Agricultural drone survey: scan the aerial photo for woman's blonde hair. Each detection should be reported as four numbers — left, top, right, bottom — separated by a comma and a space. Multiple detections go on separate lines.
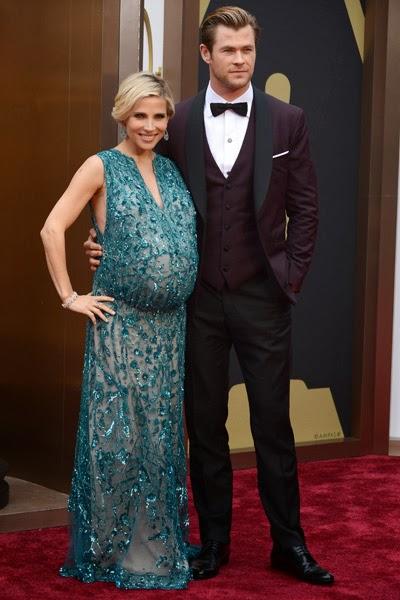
111, 71, 175, 123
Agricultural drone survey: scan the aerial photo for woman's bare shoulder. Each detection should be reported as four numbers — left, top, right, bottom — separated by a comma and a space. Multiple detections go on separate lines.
72, 154, 104, 187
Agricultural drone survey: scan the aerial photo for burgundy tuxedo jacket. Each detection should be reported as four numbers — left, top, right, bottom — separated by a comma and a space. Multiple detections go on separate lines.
158, 86, 318, 303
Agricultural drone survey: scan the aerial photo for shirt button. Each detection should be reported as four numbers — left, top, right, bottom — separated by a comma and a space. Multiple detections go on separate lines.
223, 245, 230, 252
224, 224, 231, 230
227, 138, 233, 143
225, 183, 231, 190
225, 204, 231, 210
222, 266, 230, 272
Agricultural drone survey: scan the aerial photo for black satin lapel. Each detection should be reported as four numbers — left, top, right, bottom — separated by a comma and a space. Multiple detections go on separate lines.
253, 89, 273, 214
185, 89, 207, 221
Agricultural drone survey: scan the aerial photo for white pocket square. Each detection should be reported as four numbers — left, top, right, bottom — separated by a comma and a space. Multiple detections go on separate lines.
272, 150, 289, 158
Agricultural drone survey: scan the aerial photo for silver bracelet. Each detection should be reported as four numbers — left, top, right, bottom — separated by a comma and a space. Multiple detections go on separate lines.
61, 291, 78, 309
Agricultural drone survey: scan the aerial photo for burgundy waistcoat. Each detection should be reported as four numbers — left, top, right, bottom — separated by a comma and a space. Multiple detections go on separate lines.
200, 109, 266, 290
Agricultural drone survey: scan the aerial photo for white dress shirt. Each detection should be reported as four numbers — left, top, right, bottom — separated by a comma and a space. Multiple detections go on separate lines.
204, 83, 254, 179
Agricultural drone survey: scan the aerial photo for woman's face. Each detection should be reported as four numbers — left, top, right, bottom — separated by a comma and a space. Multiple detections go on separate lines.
124, 96, 168, 152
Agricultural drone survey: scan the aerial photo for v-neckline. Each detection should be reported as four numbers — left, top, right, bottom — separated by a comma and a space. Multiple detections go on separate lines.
111, 148, 165, 210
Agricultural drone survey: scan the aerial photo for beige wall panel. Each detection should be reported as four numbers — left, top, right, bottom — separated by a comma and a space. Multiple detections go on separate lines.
227, 382, 344, 452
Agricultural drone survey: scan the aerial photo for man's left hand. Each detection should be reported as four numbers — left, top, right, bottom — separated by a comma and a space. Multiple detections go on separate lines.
84, 228, 102, 272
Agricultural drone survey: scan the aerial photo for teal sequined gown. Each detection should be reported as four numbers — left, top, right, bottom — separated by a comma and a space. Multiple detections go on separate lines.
60, 149, 198, 589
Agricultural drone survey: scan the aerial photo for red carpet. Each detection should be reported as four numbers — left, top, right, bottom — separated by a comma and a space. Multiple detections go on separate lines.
1, 455, 400, 600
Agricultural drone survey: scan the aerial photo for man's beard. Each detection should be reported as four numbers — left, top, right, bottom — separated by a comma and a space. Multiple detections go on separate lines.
215, 72, 251, 91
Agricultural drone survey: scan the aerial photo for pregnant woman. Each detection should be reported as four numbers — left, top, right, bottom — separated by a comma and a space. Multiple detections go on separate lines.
41, 72, 198, 589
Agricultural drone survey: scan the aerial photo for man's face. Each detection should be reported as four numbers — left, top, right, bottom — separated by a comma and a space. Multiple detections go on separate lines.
200, 24, 256, 96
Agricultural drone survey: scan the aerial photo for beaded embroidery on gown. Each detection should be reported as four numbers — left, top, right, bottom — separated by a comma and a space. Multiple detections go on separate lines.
60, 149, 198, 589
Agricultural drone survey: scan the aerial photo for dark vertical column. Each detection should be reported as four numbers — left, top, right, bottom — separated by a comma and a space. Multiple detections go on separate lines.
100, 0, 121, 149
372, 0, 400, 452
181, 2, 201, 100
163, 0, 184, 100
119, 0, 143, 81
163, 0, 199, 101
354, 0, 400, 454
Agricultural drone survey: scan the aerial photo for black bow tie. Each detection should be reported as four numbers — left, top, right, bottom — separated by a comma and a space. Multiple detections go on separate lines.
210, 102, 248, 117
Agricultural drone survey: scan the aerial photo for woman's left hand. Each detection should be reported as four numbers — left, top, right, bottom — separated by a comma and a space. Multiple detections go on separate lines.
67, 292, 115, 324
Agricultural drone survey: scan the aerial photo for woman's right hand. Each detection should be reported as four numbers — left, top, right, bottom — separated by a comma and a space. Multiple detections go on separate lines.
67, 292, 115, 324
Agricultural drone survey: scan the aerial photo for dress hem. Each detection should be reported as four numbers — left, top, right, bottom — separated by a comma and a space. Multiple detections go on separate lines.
59, 565, 192, 590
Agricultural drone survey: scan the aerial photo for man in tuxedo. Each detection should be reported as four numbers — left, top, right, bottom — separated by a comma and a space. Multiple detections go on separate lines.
86, 5, 333, 586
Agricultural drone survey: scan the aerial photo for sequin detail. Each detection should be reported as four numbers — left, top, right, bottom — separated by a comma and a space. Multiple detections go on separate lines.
60, 149, 198, 589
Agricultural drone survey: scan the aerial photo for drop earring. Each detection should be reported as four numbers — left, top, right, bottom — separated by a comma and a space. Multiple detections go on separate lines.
118, 123, 127, 142
163, 129, 169, 141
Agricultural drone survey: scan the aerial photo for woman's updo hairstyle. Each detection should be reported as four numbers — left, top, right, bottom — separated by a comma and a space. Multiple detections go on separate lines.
111, 71, 175, 123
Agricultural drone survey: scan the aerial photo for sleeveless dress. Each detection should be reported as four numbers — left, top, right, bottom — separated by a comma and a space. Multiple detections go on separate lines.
60, 149, 198, 589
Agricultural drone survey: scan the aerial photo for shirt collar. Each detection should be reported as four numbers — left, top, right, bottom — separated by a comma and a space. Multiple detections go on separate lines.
204, 82, 253, 118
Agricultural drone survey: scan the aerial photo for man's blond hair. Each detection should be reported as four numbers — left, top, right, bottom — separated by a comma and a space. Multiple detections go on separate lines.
200, 5, 260, 51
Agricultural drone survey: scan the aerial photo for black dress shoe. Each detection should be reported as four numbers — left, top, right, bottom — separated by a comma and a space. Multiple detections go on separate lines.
190, 540, 230, 580
271, 544, 334, 585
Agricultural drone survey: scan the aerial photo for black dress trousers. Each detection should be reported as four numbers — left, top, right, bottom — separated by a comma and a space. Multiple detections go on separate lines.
184, 274, 305, 548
